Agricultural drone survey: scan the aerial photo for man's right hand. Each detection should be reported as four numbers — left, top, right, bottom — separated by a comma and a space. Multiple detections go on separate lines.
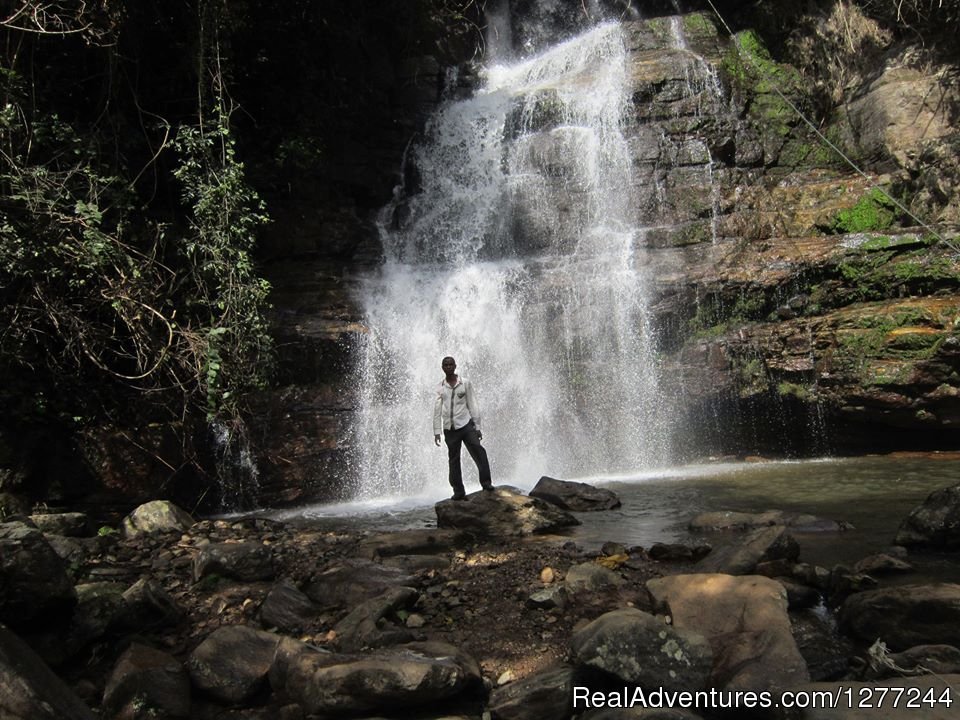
434, 434, 441, 446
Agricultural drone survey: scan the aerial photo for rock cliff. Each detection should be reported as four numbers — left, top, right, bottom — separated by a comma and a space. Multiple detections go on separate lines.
251, 9, 959, 505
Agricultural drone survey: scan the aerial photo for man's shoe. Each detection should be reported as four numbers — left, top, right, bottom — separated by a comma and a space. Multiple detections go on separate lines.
482, 484, 494, 492
452, 492, 467, 501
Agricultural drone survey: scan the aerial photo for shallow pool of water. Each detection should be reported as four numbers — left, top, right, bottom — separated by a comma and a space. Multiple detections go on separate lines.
267, 453, 960, 582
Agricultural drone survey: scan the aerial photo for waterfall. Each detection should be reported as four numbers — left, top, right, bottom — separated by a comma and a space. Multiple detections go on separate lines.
350, 17, 676, 500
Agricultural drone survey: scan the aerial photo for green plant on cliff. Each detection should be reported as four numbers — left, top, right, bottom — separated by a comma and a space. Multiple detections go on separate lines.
830, 188, 899, 234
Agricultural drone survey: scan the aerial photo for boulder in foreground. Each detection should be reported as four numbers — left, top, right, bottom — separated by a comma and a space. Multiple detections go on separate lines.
436, 487, 579, 536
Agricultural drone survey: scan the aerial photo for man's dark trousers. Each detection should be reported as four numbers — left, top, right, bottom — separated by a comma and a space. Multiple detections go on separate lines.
443, 420, 491, 495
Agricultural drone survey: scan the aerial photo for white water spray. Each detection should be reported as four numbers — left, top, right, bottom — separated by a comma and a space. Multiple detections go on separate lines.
351, 20, 675, 499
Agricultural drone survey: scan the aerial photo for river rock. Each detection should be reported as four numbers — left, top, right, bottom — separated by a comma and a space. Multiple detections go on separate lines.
694, 526, 800, 575
0, 520, 77, 630
838, 583, 960, 651
192, 541, 275, 583
305, 558, 416, 607
827, 564, 880, 607
29, 512, 90, 537
259, 579, 317, 633
435, 487, 579, 536
333, 586, 419, 652
689, 510, 846, 532
116, 577, 183, 632
527, 585, 569, 609
689, 509, 785, 531
187, 624, 280, 704
565, 561, 627, 592
529, 476, 621, 511
59, 582, 128, 659
853, 553, 913, 576
356, 528, 470, 559
102, 643, 190, 719
0, 622, 96, 720
570, 608, 713, 692
121, 500, 195, 538
487, 665, 574, 720
894, 484, 960, 549
647, 573, 809, 692
271, 638, 479, 715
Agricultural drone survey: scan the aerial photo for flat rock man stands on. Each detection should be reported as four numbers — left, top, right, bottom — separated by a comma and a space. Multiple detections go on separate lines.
433, 356, 493, 499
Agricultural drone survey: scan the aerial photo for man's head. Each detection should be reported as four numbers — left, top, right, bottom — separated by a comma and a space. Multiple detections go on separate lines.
441, 356, 456, 374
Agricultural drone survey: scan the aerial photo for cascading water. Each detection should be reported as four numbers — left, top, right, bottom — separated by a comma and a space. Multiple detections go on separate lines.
351, 14, 677, 500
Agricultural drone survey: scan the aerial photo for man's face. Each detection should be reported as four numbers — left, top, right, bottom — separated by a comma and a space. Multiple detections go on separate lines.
442, 357, 456, 374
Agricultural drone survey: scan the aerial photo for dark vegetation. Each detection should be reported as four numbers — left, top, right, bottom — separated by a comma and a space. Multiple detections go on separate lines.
0, 1, 481, 509
0, 0, 955, 510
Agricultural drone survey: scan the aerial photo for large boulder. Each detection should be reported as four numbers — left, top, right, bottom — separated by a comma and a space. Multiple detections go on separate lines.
529, 476, 621, 511
647, 574, 809, 692
435, 487, 579, 536
192, 542, 275, 583
838, 584, 960, 651
187, 625, 280, 704
102, 643, 190, 719
121, 500, 195, 538
0, 622, 96, 720
270, 637, 480, 715
894, 484, 960, 549
570, 608, 712, 693
0, 520, 76, 629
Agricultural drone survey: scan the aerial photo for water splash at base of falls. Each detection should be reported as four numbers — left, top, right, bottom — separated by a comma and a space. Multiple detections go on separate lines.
351, 21, 680, 499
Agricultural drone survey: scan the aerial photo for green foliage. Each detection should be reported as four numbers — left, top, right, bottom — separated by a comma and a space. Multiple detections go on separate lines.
173, 115, 274, 420
0, 1, 276, 477
777, 382, 813, 401
831, 188, 899, 234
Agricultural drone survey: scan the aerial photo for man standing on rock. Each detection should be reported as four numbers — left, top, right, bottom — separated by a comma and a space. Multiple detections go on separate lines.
433, 356, 493, 500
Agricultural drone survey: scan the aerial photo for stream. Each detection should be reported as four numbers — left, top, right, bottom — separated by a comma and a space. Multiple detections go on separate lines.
269, 453, 960, 584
